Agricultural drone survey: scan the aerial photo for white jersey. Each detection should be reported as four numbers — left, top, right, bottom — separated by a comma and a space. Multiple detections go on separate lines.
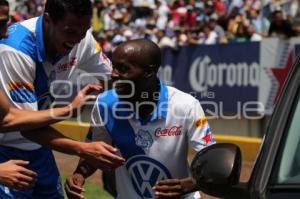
0, 16, 112, 150
88, 82, 215, 199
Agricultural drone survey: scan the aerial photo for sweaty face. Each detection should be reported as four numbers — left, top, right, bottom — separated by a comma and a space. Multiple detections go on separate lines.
0, 5, 9, 39
111, 47, 146, 97
48, 13, 91, 56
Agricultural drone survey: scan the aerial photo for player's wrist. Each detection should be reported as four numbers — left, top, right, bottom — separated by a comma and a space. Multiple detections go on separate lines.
66, 103, 78, 116
58, 105, 72, 117
72, 172, 85, 181
180, 177, 197, 195
74, 142, 87, 157
75, 162, 96, 179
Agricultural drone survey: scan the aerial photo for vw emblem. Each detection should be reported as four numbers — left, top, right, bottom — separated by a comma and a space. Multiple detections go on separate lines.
126, 155, 172, 199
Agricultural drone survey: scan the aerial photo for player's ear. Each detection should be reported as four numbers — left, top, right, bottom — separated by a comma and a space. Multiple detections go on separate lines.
43, 12, 51, 25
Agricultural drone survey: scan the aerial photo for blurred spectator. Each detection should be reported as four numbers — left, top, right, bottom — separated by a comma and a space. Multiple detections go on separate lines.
92, 0, 104, 32
155, 29, 175, 48
123, 29, 133, 41
132, 0, 154, 20
269, 10, 295, 39
198, 25, 218, 45
155, 0, 169, 29
185, 5, 197, 28
246, 24, 262, 41
247, 8, 270, 37
227, 12, 244, 38
93, 31, 113, 55
174, 26, 187, 47
4, 0, 300, 52
209, 17, 228, 43
235, 23, 249, 42
291, 0, 300, 36
186, 29, 200, 45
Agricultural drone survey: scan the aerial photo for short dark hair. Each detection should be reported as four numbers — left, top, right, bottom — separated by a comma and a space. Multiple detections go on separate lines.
0, 0, 9, 7
45, 0, 92, 23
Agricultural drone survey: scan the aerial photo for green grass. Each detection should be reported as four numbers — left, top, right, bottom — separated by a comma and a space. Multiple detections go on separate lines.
61, 174, 113, 199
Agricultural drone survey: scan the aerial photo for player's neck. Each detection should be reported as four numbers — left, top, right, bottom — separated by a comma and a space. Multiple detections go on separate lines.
43, 23, 58, 60
136, 78, 160, 103
132, 79, 161, 119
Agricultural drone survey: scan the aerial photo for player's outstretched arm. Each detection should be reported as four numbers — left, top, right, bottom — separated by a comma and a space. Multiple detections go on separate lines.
0, 84, 102, 132
21, 126, 125, 170
153, 177, 197, 199
0, 160, 37, 191
65, 159, 97, 199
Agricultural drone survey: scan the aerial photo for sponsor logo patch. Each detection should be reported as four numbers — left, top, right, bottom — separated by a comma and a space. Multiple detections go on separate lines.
135, 129, 153, 149
126, 155, 172, 199
195, 117, 207, 128
57, 57, 76, 72
154, 126, 182, 137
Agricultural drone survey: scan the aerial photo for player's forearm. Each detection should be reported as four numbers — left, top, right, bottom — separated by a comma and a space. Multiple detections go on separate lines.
74, 159, 97, 179
0, 106, 72, 133
21, 126, 84, 156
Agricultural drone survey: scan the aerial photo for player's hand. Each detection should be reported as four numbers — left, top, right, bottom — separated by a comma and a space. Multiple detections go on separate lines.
69, 84, 103, 113
0, 160, 37, 191
65, 173, 85, 199
153, 177, 196, 199
78, 142, 125, 171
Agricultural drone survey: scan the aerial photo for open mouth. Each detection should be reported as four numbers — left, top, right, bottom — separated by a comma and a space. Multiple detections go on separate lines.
63, 42, 76, 50
113, 80, 135, 97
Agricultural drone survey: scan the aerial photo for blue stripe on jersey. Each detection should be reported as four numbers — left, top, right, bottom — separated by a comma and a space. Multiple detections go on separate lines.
34, 63, 52, 109
9, 87, 37, 103
0, 23, 37, 62
156, 81, 168, 119
97, 90, 145, 160
36, 16, 46, 63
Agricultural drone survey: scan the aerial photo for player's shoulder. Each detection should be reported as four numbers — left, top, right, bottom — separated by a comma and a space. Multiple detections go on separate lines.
166, 86, 200, 116
167, 86, 198, 104
0, 17, 39, 61
96, 89, 119, 108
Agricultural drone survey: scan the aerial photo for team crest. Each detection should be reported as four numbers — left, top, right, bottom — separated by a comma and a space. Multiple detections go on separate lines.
135, 130, 153, 149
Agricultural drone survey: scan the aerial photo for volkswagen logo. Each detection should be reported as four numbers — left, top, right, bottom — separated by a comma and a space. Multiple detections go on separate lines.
126, 155, 172, 199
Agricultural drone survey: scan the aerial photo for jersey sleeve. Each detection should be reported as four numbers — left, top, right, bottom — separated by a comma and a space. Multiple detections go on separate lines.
186, 99, 215, 152
76, 30, 112, 81
86, 100, 112, 144
0, 49, 37, 111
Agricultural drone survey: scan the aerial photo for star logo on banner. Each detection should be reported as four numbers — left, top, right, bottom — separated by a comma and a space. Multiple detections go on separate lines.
271, 50, 294, 104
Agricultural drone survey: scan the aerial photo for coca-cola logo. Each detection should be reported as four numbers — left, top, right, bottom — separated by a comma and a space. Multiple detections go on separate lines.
154, 126, 182, 137
57, 57, 77, 72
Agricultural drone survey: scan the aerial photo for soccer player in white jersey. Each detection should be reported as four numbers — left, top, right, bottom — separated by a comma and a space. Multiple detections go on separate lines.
0, 84, 102, 191
0, 0, 126, 198
65, 39, 215, 199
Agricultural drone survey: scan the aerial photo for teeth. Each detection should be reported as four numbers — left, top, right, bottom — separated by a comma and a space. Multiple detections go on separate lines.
65, 42, 75, 48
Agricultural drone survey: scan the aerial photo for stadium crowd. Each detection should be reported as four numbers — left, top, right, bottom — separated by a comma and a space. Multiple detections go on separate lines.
7, 0, 300, 53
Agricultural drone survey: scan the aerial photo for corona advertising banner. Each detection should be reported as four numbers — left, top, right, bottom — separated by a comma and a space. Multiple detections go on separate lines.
159, 38, 299, 114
